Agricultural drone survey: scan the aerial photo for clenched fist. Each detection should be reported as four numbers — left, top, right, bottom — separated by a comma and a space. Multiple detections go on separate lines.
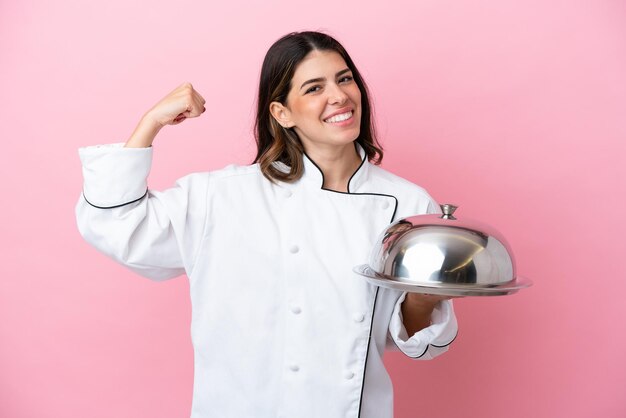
145, 82, 206, 126
125, 82, 207, 148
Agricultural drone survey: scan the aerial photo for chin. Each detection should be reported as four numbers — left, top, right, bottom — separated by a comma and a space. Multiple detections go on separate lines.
338, 129, 361, 144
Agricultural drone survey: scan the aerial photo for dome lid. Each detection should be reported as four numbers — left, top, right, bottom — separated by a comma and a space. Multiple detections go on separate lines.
354, 204, 532, 296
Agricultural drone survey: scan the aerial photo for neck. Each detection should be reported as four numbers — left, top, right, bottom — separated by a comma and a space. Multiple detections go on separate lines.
304, 142, 362, 192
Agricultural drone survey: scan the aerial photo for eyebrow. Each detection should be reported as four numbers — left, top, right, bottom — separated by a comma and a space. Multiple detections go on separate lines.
299, 68, 352, 90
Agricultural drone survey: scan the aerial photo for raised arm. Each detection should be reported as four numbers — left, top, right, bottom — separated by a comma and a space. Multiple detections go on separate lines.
75, 83, 209, 280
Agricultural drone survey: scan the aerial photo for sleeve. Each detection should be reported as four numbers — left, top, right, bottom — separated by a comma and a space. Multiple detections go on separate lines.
385, 193, 458, 359
387, 295, 458, 359
75, 143, 210, 281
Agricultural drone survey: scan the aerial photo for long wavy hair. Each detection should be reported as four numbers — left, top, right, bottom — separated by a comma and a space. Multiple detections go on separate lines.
253, 31, 383, 183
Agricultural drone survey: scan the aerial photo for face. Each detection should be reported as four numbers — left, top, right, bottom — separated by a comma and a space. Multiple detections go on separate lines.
271, 50, 362, 153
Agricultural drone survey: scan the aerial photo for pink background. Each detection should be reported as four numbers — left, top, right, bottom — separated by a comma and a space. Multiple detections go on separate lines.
1, 1, 625, 417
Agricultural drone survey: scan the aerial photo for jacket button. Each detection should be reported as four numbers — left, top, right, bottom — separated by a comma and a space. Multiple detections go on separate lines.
344, 371, 355, 380
381, 200, 390, 210
353, 313, 365, 323
289, 364, 300, 372
290, 306, 302, 314
289, 245, 300, 254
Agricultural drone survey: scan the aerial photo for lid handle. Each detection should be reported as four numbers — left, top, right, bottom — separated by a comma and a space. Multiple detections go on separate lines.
440, 203, 458, 220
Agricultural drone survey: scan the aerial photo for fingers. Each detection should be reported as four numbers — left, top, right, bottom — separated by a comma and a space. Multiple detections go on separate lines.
152, 82, 204, 127
179, 82, 206, 119
192, 88, 206, 106
187, 96, 206, 118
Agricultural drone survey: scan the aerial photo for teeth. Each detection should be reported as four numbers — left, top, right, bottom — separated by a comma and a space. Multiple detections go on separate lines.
325, 111, 352, 123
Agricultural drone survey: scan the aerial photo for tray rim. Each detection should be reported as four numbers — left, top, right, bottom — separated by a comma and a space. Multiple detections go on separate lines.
353, 264, 532, 296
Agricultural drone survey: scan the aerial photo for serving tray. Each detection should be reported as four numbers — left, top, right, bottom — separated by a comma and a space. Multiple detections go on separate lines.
354, 264, 532, 297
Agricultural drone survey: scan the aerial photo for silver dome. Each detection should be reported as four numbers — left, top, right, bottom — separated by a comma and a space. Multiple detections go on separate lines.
354, 204, 532, 296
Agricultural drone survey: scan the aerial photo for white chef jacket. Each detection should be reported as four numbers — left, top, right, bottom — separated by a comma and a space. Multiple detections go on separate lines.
76, 142, 458, 418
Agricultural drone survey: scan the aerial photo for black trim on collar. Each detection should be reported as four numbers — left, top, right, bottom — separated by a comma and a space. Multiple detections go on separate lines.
302, 150, 327, 189
301, 148, 399, 221
302, 142, 366, 192
82, 188, 148, 209
347, 156, 366, 193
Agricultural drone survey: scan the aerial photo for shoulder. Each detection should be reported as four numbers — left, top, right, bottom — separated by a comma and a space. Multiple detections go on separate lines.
209, 163, 263, 182
171, 164, 266, 196
367, 164, 439, 216
368, 164, 433, 200
182, 163, 263, 183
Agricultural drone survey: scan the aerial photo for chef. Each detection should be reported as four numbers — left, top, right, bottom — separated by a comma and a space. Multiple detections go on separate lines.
76, 31, 458, 418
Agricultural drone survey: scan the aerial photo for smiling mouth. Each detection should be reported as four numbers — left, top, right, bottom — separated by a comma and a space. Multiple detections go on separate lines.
324, 111, 353, 123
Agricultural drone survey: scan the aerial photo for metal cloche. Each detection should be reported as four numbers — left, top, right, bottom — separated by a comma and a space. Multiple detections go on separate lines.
354, 204, 532, 296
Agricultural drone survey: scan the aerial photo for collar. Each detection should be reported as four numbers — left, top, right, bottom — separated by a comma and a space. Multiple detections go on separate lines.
301, 142, 369, 193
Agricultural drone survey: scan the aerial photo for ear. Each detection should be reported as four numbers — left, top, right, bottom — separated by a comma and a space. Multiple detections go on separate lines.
269, 101, 294, 128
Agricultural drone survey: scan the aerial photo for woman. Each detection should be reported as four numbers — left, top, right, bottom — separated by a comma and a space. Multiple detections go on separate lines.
76, 31, 457, 418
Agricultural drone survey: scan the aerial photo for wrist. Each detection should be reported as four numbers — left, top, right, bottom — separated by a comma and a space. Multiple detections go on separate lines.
403, 293, 439, 312
401, 293, 437, 335
125, 115, 162, 148
139, 113, 165, 133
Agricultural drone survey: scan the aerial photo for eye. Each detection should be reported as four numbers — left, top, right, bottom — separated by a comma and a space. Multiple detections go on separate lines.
305, 85, 322, 94
339, 75, 354, 83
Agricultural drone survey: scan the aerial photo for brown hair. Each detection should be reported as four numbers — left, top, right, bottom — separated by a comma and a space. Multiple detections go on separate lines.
253, 31, 383, 183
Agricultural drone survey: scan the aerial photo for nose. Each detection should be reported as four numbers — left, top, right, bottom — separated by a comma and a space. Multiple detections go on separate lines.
327, 83, 348, 105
